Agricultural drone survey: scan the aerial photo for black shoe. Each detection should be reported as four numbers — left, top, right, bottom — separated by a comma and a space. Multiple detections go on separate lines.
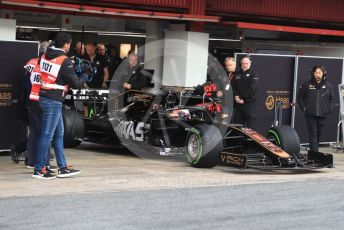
32, 168, 56, 180
57, 167, 81, 178
10, 145, 19, 164
46, 165, 57, 173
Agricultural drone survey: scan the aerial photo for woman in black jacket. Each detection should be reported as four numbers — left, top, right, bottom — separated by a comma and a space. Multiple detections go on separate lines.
297, 65, 334, 152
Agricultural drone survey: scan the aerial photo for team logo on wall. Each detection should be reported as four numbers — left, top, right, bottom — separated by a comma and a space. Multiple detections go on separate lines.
265, 90, 291, 110
265, 95, 275, 110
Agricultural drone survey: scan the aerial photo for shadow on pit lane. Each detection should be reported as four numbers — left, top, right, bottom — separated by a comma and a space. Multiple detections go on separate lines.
74, 142, 187, 163
0, 151, 10, 157
216, 166, 327, 175
75, 143, 134, 156
70, 144, 333, 174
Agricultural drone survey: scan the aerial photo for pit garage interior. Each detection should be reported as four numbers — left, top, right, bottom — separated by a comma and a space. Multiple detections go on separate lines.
2, 0, 344, 143
1, 1, 344, 229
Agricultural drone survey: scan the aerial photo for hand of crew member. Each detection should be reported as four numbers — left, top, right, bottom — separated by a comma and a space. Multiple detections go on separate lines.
123, 83, 132, 89
102, 82, 108, 89
235, 95, 244, 104
217, 91, 223, 98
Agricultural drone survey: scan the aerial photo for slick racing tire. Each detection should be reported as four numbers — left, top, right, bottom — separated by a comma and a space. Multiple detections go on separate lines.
267, 125, 300, 154
185, 124, 223, 168
63, 109, 84, 148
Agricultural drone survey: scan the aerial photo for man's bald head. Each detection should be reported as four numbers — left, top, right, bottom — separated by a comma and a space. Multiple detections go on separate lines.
240, 56, 251, 72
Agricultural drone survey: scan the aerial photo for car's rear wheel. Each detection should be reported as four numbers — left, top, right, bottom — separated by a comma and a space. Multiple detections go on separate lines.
267, 125, 300, 154
63, 109, 84, 148
185, 124, 223, 168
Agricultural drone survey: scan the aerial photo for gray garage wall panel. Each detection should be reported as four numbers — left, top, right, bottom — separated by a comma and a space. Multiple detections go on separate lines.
293, 56, 343, 143
0, 40, 39, 150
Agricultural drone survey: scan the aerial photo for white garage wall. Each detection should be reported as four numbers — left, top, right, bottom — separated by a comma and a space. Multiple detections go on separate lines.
163, 31, 209, 87
0, 19, 16, 41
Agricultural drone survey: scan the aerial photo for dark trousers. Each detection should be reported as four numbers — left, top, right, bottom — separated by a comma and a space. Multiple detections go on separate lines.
306, 115, 326, 152
235, 102, 257, 130
26, 105, 41, 166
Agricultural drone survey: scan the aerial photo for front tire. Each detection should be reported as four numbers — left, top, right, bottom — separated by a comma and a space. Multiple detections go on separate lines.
185, 124, 223, 168
267, 125, 300, 154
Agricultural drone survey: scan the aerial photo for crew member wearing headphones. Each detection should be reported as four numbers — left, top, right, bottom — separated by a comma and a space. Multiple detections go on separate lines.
297, 65, 334, 152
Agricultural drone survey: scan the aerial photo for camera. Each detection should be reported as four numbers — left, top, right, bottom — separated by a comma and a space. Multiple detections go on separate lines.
72, 57, 96, 82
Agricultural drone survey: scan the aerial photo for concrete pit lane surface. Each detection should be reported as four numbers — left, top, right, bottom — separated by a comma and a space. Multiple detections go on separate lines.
0, 143, 343, 230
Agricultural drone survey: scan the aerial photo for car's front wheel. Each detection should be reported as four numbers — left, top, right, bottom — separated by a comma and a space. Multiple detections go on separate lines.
185, 124, 223, 168
267, 125, 300, 154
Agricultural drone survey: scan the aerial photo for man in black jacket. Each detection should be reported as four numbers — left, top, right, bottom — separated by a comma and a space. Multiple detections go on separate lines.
231, 56, 259, 129
84, 42, 109, 89
122, 53, 146, 91
34, 32, 86, 179
297, 65, 334, 152
216, 57, 236, 124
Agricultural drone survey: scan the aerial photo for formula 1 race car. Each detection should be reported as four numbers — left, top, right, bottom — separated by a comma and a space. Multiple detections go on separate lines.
63, 80, 333, 170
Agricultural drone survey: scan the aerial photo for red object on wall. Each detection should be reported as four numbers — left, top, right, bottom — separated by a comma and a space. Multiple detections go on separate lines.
64, 17, 70, 24
208, 0, 344, 23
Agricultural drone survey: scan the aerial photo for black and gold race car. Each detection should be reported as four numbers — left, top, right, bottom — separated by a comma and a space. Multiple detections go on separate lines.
63, 79, 333, 170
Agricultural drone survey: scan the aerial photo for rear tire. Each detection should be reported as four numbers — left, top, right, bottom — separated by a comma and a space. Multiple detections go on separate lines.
185, 124, 223, 168
267, 125, 300, 154
63, 109, 84, 148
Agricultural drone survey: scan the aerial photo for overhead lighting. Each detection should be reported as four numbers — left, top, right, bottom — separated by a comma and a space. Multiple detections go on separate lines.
17, 25, 61, 31
98, 33, 146, 38
209, 38, 242, 42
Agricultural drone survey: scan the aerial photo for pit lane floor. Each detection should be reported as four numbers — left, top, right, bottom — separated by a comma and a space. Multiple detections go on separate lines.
0, 144, 343, 229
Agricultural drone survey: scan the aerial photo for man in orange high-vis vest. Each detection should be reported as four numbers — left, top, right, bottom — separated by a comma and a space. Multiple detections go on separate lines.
24, 41, 53, 170
33, 33, 86, 180
24, 57, 41, 168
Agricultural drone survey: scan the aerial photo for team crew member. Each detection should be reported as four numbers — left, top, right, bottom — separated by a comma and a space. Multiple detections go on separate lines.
216, 57, 236, 124
108, 45, 122, 80
84, 42, 109, 89
113, 52, 146, 108
297, 65, 334, 152
68, 41, 85, 59
97, 43, 112, 82
231, 56, 259, 129
24, 41, 51, 169
122, 53, 146, 91
34, 32, 86, 179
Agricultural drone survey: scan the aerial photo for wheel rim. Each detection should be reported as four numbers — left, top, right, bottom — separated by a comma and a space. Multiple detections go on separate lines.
267, 130, 281, 146
187, 134, 200, 160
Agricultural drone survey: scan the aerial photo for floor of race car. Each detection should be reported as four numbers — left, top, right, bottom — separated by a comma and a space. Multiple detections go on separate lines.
0, 144, 344, 230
